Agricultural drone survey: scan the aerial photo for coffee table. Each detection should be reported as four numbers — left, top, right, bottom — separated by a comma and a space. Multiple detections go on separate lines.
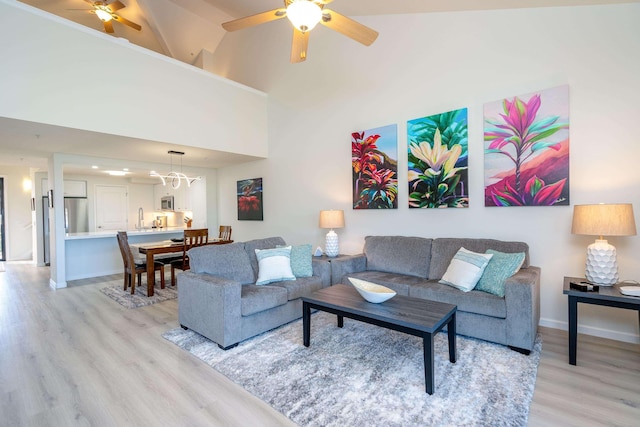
302, 284, 457, 394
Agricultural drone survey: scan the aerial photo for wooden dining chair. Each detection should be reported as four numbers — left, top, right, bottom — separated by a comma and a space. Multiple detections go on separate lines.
170, 228, 209, 287
219, 225, 232, 241
116, 231, 165, 294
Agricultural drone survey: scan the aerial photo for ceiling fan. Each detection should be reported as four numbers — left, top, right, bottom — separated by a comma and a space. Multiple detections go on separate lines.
222, 0, 378, 63
81, 0, 141, 34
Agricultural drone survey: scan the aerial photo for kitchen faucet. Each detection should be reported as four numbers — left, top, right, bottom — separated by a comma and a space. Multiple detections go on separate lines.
137, 207, 144, 230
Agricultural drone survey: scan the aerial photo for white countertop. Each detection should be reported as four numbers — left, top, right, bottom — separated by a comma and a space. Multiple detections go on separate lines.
65, 227, 187, 240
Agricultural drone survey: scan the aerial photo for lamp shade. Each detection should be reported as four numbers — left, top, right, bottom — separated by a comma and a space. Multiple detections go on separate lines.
571, 204, 637, 237
319, 210, 345, 229
286, 0, 322, 32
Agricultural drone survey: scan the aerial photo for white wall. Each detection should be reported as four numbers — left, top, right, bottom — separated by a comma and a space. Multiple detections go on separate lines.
0, 0, 268, 157
212, 4, 640, 343
0, 166, 33, 261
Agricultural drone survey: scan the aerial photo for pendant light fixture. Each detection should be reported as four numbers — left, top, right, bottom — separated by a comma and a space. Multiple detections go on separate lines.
150, 150, 201, 189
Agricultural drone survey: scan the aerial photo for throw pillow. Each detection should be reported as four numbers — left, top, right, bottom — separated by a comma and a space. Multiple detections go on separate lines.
439, 247, 493, 292
475, 250, 526, 297
255, 246, 296, 285
277, 244, 313, 278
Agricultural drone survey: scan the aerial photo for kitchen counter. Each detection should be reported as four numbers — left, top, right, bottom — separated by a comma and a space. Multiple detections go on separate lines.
64, 228, 187, 280
65, 227, 188, 240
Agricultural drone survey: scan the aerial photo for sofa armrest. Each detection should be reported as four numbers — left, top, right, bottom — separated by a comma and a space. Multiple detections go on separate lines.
178, 271, 243, 347
312, 258, 331, 287
328, 254, 367, 285
504, 266, 541, 351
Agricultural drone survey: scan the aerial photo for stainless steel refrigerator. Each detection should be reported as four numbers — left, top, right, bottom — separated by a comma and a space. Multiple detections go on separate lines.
43, 197, 89, 265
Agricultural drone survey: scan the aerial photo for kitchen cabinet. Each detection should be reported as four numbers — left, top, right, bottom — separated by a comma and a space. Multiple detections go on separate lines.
42, 179, 87, 197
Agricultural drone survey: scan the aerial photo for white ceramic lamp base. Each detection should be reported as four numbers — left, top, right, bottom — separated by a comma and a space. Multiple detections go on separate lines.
585, 239, 618, 286
325, 229, 339, 257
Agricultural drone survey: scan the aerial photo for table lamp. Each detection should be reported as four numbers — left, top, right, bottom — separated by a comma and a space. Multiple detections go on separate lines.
319, 210, 345, 257
571, 203, 637, 285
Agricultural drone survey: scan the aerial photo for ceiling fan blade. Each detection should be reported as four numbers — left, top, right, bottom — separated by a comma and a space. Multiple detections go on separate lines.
320, 9, 378, 46
83, 0, 95, 5
113, 14, 142, 31
222, 8, 287, 32
107, 0, 125, 12
103, 20, 114, 33
290, 28, 309, 63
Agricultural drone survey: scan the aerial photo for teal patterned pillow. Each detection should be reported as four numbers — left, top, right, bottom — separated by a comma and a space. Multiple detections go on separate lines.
278, 244, 313, 277
475, 250, 525, 297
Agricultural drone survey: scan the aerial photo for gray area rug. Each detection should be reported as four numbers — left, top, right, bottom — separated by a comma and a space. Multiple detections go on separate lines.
163, 312, 541, 426
100, 279, 177, 309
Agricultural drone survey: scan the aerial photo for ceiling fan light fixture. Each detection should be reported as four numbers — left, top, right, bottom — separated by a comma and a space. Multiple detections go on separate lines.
94, 8, 113, 22
286, 0, 322, 33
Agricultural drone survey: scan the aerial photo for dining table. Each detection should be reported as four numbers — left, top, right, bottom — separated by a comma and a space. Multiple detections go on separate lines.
137, 238, 233, 296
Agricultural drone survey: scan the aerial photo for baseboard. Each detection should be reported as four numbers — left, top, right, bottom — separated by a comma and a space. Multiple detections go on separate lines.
539, 318, 640, 344
49, 278, 67, 289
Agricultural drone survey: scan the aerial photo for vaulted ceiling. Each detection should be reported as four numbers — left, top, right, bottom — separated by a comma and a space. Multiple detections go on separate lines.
5, 0, 638, 176
19, 0, 638, 68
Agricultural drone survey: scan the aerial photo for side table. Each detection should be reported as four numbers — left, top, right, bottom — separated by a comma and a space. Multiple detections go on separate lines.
314, 254, 354, 285
562, 276, 640, 365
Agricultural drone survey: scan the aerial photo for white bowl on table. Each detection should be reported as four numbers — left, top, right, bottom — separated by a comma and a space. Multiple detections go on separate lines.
348, 277, 397, 303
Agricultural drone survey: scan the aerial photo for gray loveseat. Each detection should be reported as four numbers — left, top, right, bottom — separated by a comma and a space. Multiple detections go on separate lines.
178, 237, 331, 349
330, 236, 540, 353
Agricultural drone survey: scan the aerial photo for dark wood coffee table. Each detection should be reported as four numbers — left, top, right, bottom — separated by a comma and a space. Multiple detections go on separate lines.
302, 284, 457, 395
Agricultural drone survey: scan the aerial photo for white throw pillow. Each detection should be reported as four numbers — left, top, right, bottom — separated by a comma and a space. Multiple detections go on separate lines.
439, 247, 493, 292
255, 246, 296, 285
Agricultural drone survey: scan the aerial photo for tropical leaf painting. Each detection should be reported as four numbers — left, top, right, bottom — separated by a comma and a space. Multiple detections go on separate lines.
237, 178, 263, 220
484, 85, 570, 207
352, 124, 398, 209
407, 108, 469, 208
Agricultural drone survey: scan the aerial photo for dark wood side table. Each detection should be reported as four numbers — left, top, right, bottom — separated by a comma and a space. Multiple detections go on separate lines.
563, 276, 640, 365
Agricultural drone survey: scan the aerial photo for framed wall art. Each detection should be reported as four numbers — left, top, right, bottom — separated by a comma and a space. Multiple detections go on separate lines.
237, 178, 263, 220
352, 124, 398, 209
484, 85, 570, 207
407, 108, 469, 208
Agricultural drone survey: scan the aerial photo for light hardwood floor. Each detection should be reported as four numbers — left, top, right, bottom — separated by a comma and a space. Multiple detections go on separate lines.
1, 263, 638, 426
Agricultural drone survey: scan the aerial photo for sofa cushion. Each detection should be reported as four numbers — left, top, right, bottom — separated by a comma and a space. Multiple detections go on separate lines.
278, 244, 313, 278
241, 284, 288, 316
272, 276, 323, 300
439, 247, 493, 292
244, 237, 287, 277
364, 236, 432, 279
255, 247, 296, 285
188, 243, 255, 285
429, 238, 530, 280
475, 250, 526, 297
410, 280, 507, 318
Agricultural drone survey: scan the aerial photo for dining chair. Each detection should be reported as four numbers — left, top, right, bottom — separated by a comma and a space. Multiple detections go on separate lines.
219, 225, 232, 241
116, 231, 165, 294
170, 228, 209, 287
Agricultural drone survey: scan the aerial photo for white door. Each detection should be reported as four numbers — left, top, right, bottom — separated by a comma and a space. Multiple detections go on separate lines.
95, 185, 128, 231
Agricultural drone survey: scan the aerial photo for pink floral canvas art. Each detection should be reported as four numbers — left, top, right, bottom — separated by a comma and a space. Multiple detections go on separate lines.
352, 124, 398, 209
484, 86, 570, 207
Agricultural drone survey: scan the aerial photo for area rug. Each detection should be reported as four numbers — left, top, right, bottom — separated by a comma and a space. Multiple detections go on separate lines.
163, 312, 541, 427
100, 280, 177, 309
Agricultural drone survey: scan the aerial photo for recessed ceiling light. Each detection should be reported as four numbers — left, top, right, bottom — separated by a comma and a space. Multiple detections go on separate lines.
123, 168, 129, 171
105, 170, 128, 176
92, 165, 99, 169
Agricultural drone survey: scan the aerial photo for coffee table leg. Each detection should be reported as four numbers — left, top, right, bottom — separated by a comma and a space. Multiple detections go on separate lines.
423, 333, 434, 395
303, 302, 311, 347
448, 311, 457, 363
337, 315, 343, 328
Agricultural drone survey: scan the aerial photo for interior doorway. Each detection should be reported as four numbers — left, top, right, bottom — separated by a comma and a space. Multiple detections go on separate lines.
0, 177, 5, 261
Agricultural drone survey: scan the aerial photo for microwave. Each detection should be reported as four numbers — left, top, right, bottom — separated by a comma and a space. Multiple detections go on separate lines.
161, 195, 174, 211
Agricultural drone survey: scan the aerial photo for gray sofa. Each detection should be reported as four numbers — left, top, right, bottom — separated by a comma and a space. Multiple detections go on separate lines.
330, 236, 540, 353
178, 237, 331, 349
